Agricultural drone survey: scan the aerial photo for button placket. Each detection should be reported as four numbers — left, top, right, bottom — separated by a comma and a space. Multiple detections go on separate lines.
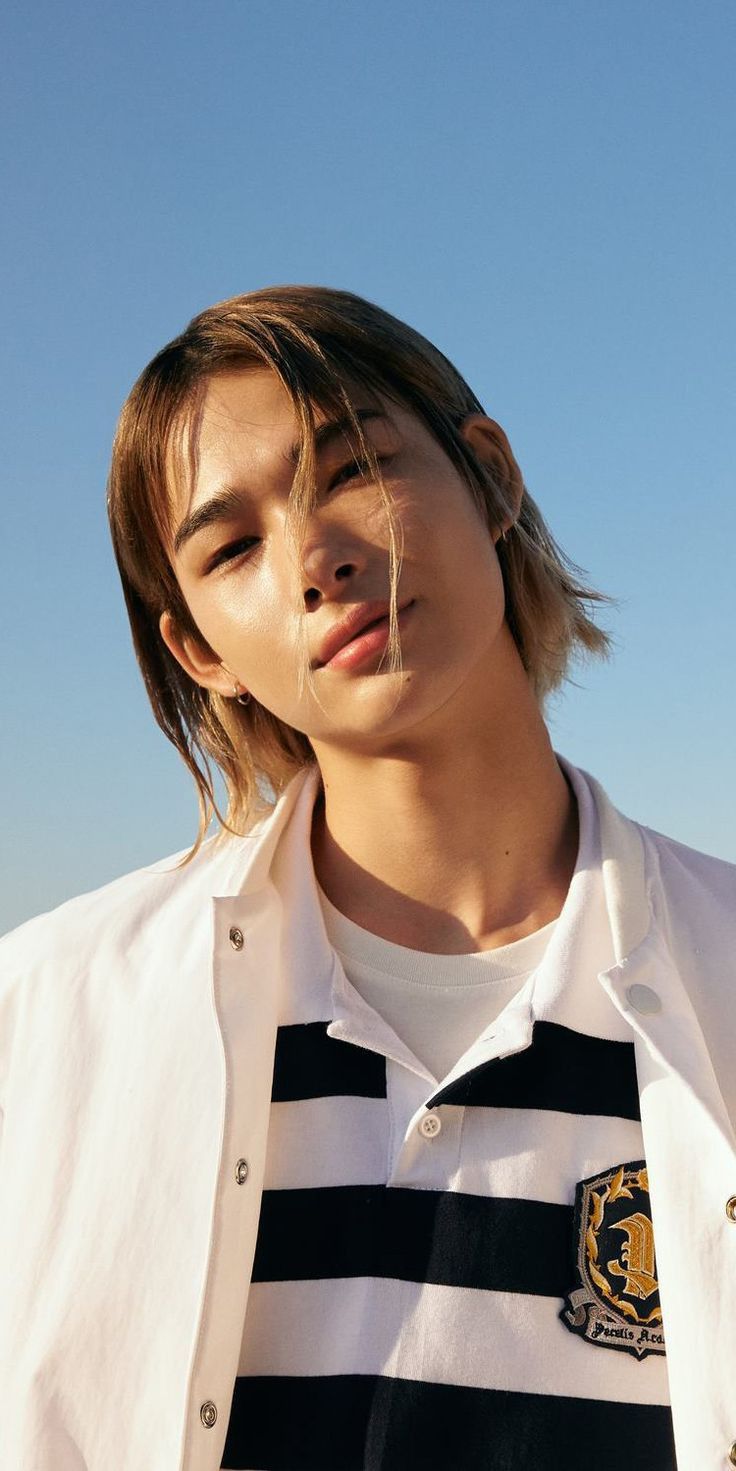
196, 905, 257, 1451
231, 932, 250, 1187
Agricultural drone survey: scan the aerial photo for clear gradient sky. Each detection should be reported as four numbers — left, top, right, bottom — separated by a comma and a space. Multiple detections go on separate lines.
2, 0, 734, 934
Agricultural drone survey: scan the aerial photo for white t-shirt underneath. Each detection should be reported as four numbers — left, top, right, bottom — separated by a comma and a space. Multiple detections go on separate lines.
317, 883, 556, 1083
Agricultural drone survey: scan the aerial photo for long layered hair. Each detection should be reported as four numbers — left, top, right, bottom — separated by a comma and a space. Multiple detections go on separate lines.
107, 285, 611, 852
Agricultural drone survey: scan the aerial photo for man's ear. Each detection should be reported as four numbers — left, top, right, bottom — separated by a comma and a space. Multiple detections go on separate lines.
159, 610, 233, 696
458, 415, 524, 537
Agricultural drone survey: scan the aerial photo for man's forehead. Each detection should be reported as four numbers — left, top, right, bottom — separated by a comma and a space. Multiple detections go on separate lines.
179, 367, 395, 458
196, 367, 299, 438
165, 367, 399, 530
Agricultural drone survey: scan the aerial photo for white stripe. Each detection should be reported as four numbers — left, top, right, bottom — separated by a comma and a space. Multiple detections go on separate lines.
238, 1277, 671, 1407
456, 1106, 646, 1203
263, 1096, 646, 1202
263, 1096, 389, 1188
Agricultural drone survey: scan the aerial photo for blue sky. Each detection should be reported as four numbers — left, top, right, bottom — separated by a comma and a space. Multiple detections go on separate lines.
2, 0, 734, 933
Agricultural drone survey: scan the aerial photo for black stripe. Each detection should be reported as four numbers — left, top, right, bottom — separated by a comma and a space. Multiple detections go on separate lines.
428, 1020, 641, 1118
271, 1020, 640, 1116
222, 1375, 676, 1470
272, 1022, 387, 1101
252, 1186, 572, 1297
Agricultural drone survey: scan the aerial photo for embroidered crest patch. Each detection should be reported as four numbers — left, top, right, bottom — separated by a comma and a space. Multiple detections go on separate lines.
560, 1160, 665, 1359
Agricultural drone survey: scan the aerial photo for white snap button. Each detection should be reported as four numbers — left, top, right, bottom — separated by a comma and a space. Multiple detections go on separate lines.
235, 1158, 249, 1185
200, 1400, 218, 1428
419, 1112, 442, 1139
229, 926, 244, 951
626, 983, 661, 1015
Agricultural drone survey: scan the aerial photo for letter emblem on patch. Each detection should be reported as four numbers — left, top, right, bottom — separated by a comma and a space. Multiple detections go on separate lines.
560, 1160, 666, 1359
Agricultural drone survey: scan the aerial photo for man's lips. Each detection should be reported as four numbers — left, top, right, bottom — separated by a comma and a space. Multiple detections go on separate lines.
313, 600, 414, 669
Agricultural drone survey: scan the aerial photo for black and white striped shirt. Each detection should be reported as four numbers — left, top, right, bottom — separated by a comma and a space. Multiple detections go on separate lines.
222, 763, 677, 1470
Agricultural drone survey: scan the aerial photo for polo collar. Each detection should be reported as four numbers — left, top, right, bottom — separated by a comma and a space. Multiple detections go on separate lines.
254, 754, 652, 1099
213, 752, 656, 1053
426, 755, 632, 1102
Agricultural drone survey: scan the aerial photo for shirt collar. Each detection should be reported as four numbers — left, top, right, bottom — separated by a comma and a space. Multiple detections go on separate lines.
249, 755, 654, 1088
222, 753, 652, 971
220, 756, 735, 1148
427, 756, 631, 1099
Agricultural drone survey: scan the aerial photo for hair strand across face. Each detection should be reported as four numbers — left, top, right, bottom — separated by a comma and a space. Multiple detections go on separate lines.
107, 285, 613, 858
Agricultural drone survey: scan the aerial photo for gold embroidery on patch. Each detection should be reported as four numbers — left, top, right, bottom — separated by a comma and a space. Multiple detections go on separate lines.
560, 1160, 666, 1358
608, 1211, 658, 1304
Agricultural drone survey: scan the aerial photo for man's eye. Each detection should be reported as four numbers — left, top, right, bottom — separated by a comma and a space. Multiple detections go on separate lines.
328, 454, 386, 491
208, 537, 258, 571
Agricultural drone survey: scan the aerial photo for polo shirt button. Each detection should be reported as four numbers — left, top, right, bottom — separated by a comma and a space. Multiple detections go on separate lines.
200, 1401, 218, 1428
419, 1112, 442, 1139
235, 1158, 249, 1185
626, 983, 662, 1015
726, 1197, 736, 1222
728, 1443, 736, 1467
229, 926, 245, 951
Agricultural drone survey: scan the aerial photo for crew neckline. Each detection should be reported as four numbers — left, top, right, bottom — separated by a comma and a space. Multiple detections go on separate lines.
317, 881, 557, 989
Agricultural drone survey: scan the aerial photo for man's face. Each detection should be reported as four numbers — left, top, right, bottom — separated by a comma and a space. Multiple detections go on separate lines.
162, 367, 517, 752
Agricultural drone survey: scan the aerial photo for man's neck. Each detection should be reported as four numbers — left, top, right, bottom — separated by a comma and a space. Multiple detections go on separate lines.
309, 654, 579, 957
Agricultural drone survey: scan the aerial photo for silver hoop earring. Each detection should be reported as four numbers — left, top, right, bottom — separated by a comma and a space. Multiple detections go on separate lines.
233, 685, 251, 706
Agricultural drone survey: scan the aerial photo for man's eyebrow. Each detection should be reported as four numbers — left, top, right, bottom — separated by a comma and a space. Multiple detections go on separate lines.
173, 486, 248, 556
288, 407, 388, 463
173, 407, 389, 556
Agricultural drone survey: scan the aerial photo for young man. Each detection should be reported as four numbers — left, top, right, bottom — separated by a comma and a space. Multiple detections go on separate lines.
0, 287, 734, 1471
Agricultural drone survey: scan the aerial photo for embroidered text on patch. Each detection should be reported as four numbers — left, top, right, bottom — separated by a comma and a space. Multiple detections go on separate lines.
560, 1160, 666, 1359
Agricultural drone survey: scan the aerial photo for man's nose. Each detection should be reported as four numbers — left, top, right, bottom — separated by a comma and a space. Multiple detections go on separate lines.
299, 534, 368, 608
